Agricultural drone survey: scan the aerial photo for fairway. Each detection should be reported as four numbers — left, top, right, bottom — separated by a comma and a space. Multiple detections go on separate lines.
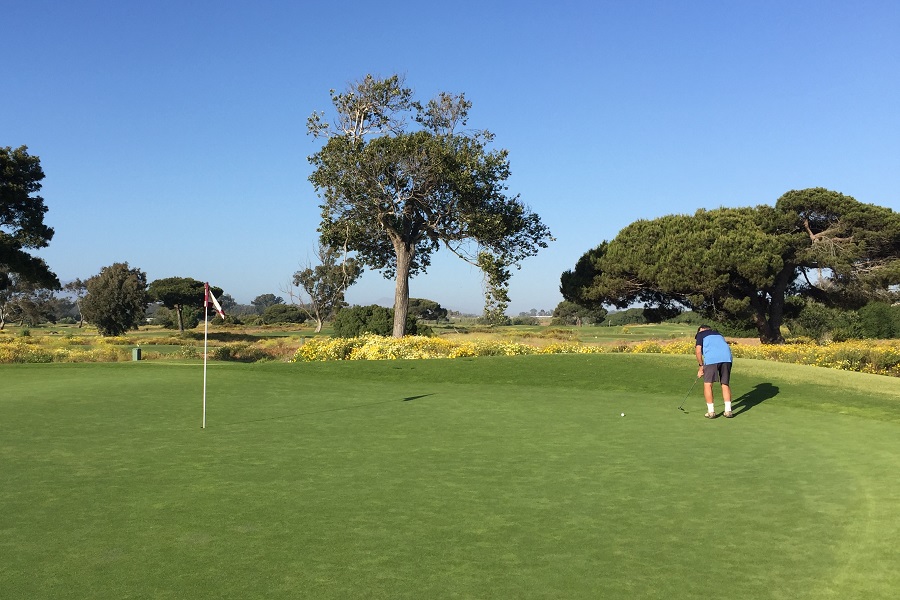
2, 355, 899, 599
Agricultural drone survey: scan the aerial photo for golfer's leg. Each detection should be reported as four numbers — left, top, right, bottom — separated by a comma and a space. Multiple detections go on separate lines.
704, 382, 715, 414
722, 383, 733, 415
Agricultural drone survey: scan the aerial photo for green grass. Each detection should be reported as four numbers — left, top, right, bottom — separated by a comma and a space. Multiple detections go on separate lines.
2, 355, 899, 599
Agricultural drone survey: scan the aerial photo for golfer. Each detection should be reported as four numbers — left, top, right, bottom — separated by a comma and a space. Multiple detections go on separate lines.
695, 325, 733, 418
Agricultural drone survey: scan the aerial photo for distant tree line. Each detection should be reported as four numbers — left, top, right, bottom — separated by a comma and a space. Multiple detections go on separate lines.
8, 147, 897, 343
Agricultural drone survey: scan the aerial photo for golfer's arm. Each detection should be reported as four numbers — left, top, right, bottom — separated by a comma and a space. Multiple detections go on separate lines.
695, 345, 703, 366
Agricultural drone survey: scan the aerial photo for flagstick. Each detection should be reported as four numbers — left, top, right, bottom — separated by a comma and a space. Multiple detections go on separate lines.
202, 300, 208, 429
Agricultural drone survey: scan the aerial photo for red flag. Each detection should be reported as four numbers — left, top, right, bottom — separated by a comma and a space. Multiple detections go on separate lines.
205, 283, 225, 319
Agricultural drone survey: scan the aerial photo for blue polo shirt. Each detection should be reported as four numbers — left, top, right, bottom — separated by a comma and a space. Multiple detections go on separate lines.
695, 329, 732, 365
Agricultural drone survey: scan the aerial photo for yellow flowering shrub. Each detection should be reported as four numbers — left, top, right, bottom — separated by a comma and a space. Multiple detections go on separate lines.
291, 336, 366, 361
291, 335, 540, 361
0, 337, 128, 363
289, 334, 900, 377
4, 329, 897, 376
349, 335, 458, 360
208, 342, 271, 362
538, 343, 606, 355
732, 340, 900, 376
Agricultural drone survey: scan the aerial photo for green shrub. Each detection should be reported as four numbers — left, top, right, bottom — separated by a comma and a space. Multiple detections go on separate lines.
788, 300, 849, 341
332, 305, 424, 337
179, 345, 201, 359
603, 308, 648, 326
261, 304, 306, 325
475, 314, 512, 326
858, 302, 898, 339
207, 314, 244, 328
667, 311, 705, 325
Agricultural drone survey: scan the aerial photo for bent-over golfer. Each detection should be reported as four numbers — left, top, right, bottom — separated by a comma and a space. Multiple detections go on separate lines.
695, 325, 733, 418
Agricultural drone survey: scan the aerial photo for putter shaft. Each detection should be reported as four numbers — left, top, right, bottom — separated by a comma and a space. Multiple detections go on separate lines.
678, 376, 701, 410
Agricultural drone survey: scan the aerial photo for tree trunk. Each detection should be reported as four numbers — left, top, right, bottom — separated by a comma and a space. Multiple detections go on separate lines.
745, 266, 793, 344
175, 304, 185, 332
392, 240, 414, 338
314, 318, 323, 333
763, 268, 792, 343
764, 298, 786, 343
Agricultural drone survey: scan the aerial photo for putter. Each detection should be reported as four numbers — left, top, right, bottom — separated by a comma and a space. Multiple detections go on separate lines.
678, 376, 701, 412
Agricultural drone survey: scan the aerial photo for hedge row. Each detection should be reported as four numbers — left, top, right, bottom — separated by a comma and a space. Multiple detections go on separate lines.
291, 335, 900, 377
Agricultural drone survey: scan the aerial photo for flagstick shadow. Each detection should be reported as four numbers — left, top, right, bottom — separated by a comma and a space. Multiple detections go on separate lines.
218, 394, 435, 426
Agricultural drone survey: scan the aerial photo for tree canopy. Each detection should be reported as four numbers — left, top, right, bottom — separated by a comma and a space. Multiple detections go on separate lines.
308, 74, 552, 337
292, 243, 362, 332
552, 300, 607, 326
0, 274, 56, 329
81, 263, 149, 336
251, 294, 284, 313
148, 277, 222, 332
407, 298, 449, 322
0, 146, 58, 290
562, 188, 900, 343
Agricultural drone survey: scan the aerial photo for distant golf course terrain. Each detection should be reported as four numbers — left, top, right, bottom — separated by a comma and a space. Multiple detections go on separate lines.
3, 354, 899, 599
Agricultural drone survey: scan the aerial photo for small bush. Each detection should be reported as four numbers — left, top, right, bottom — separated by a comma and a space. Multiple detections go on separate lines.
208, 315, 244, 328
539, 328, 580, 341
179, 345, 201, 359
208, 343, 271, 362
511, 316, 540, 326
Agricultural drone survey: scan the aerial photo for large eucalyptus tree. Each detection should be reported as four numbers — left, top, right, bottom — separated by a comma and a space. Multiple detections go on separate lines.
307, 75, 552, 337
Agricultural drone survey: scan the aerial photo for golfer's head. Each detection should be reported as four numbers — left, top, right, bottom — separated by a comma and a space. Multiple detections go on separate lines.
697, 325, 710, 332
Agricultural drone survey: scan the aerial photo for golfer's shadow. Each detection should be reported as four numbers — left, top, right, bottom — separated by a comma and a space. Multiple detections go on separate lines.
732, 383, 779, 415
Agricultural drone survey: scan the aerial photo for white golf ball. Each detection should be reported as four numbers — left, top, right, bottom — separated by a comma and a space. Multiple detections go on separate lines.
621, 413, 625, 417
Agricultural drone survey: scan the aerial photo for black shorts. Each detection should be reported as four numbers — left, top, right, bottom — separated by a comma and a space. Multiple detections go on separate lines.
702, 362, 732, 385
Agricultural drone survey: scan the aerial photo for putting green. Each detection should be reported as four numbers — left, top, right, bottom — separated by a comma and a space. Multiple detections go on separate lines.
2, 355, 898, 599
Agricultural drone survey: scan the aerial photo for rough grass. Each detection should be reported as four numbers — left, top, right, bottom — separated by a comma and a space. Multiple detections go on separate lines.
2, 354, 899, 599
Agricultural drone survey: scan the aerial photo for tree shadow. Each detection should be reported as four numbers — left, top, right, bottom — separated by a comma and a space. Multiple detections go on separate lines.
403, 394, 434, 402
184, 331, 261, 342
219, 394, 435, 426
732, 383, 779, 415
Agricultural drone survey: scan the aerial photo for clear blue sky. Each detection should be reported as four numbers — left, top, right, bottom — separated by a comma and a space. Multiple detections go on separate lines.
4, 0, 899, 314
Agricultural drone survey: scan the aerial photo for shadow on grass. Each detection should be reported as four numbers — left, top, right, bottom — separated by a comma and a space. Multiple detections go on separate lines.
220, 394, 435, 426
183, 332, 261, 342
732, 383, 779, 416
403, 394, 434, 402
